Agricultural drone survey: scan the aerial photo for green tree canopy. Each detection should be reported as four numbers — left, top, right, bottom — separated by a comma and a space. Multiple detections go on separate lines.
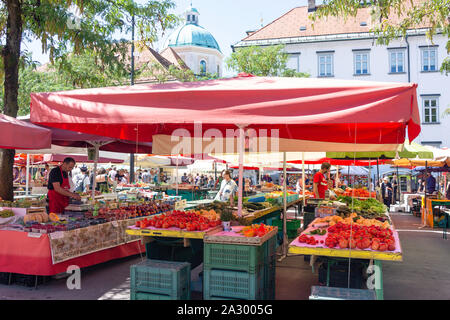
0, 0, 179, 200
226, 44, 310, 77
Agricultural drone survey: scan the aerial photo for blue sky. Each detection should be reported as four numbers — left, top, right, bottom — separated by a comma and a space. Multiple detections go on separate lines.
24, 0, 317, 77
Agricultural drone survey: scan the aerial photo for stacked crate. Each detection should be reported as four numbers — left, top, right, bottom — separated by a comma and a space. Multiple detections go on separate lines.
203, 233, 277, 300
130, 259, 191, 300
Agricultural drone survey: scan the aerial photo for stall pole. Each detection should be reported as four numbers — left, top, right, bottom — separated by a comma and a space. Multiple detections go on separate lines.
237, 125, 245, 217
176, 154, 179, 196
396, 165, 400, 204
302, 152, 305, 211
377, 158, 380, 186
368, 159, 372, 193
25, 154, 30, 196
91, 146, 99, 200
280, 151, 288, 260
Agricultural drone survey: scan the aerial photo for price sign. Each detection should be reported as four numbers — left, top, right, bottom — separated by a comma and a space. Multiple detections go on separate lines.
27, 232, 42, 238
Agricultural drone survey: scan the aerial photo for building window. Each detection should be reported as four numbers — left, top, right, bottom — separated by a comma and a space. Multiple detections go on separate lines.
187, 15, 191, 22
288, 53, 300, 72
422, 96, 439, 124
200, 60, 207, 75
317, 53, 333, 77
421, 141, 442, 148
354, 51, 369, 75
389, 50, 405, 73
421, 47, 437, 72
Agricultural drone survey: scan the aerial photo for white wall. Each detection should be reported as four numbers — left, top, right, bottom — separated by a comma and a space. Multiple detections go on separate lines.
281, 33, 449, 147
173, 46, 223, 76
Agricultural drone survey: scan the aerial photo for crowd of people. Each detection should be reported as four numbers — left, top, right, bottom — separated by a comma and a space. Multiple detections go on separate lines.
181, 173, 216, 188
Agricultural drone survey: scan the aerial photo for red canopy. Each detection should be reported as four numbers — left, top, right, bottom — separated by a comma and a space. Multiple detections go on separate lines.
230, 166, 259, 170
38, 154, 124, 164
30, 76, 420, 152
0, 113, 51, 150
288, 157, 391, 166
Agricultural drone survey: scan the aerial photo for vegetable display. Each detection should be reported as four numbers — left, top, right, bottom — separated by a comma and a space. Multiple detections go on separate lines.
335, 196, 387, 219
0, 209, 14, 218
239, 224, 275, 237
135, 210, 221, 231
342, 188, 376, 198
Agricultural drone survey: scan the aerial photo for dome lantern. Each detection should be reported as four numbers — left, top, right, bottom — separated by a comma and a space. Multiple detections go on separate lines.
185, 5, 199, 25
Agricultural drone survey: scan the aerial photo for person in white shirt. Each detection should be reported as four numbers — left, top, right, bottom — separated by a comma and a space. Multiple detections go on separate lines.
73, 167, 90, 193
296, 177, 304, 193
108, 166, 117, 183
214, 170, 237, 205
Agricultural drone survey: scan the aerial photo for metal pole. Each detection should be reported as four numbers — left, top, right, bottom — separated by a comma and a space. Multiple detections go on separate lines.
25, 154, 30, 196
368, 159, 372, 193
302, 152, 305, 210
396, 165, 400, 204
91, 144, 99, 200
377, 158, 380, 186
282, 151, 287, 257
129, 12, 136, 184
176, 155, 179, 196
237, 126, 245, 216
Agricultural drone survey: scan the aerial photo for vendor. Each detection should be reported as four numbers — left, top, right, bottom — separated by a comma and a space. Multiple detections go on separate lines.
47, 157, 81, 214
426, 172, 436, 194
214, 170, 237, 206
381, 177, 393, 208
313, 162, 331, 199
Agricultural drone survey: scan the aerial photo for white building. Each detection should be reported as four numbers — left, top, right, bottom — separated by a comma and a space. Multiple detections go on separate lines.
233, 1, 450, 148
161, 6, 224, 77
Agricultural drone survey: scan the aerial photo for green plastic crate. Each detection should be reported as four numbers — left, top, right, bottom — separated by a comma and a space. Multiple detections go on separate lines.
130, 259, 190, 299
204, 243, 265, 273
264, 255, 276, 300
265, 235, 277, 263
203, 268, 265, 300
273, 218, 301, 239
130, 290, 184, 300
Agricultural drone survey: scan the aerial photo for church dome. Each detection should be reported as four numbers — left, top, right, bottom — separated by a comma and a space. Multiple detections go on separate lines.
163, 7, 221, 53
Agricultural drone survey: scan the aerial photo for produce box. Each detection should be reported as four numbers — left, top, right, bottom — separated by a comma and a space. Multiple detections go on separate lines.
203, 268, 265, 300
203, 242, 266, 273
203, 226, 278, 246
130, 259, 191, 300
309, 286, 376, 300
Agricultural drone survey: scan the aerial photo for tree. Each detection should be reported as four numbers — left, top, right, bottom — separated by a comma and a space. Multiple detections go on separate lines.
0, 0, 179, 200
309, 0, 450, 75
226, 44, 310, 77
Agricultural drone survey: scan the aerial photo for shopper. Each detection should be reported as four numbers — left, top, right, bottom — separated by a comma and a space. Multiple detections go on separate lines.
313, 162, 331, 199
381, 177, 393, 208
73, 167, 90, 193
214, 170, 237, 205
47, 157, 81, 214
392, 175, 398, 203
426, 172, 436, 194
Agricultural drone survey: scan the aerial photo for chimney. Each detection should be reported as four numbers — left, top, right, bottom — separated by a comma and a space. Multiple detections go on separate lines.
308, 0, 316, 12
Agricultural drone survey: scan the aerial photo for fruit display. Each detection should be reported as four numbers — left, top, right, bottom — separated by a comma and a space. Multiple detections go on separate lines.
313, 213, 390, 229
243, 202, 271, 212
135, 210, 221, 231
265, 191, 297, 199
188, 209, 221, 221
324, 222, 396, 251
0, 209, 14, 218
238, 224, 275, 237
342, 188, 376, 198
85, 201, 172, 220
23, 212, 49, 223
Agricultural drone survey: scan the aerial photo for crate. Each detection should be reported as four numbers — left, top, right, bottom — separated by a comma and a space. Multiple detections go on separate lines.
302, 211, 316, 230
318, 260, 365, 289
273, 218, 301, 239
203, 242, 265, 273
130, 259, 191, 299
264, 255, 276, 300
309, 286, 377, 300
265, 235, 277, 263
130, 290, 183, 300
203, 268, 265, 300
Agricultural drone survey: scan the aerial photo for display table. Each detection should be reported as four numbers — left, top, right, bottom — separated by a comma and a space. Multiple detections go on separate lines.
422, 198, 450, 228
0, 229, 145, 276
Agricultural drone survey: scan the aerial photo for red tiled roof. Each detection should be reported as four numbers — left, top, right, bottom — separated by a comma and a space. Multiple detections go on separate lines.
160, 47, 190, 70
241, 0, 431, 42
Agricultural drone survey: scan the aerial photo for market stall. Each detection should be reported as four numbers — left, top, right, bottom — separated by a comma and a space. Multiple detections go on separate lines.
29, 75, 421, 299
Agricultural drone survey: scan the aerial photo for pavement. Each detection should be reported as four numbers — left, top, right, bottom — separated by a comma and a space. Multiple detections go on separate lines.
1, 210, 449, 300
